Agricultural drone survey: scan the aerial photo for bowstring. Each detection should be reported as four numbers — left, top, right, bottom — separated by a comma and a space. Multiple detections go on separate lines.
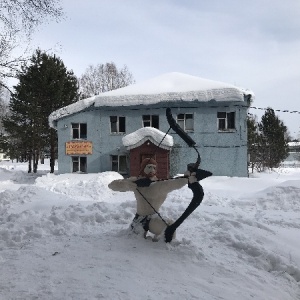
136, 126, 172, 226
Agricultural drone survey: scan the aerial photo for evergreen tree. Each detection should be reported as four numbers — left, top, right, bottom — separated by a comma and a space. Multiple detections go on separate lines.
247, 115, 266, 172
258, 108, 289, 168
3, 49, 79, 172
248, 108, 289, 171
247, 115, 260, 172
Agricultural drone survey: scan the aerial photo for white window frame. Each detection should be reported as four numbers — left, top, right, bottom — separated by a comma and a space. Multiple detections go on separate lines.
72, 156, 87, 173
177, 113, 194, 132
110, 116, 126, 134
217, 112, 236, 131
111, 155, 127, 174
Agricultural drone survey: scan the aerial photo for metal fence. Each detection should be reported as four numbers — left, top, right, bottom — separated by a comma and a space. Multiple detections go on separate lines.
279, 162, 300, 168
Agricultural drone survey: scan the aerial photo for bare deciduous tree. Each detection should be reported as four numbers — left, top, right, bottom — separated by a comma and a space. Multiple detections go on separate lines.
79, 62, 135, 98
0, 86, 9, 138
0, 0, 64, 90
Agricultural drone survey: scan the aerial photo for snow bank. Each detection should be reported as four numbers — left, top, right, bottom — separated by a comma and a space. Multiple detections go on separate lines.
0, 163, 299, 300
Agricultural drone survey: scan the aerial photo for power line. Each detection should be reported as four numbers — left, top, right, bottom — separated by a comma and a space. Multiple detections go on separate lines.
249, 107, 300, 114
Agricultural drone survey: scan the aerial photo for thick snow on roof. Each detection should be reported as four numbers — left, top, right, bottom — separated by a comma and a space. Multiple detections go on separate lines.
96, 72, 244, 96
288, 142, 300, 147
49, 72, 254, 128
122, 127, 173, 150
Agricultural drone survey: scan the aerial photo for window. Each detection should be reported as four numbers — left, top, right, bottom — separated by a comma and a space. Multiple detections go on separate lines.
177, 113, 194, 131
72, 156, 87, 173
110, 116, 126, 133
217, 112, 235, 131
142, 115, 159, 129
72, 123, 87, 139
111, 155, 127, 173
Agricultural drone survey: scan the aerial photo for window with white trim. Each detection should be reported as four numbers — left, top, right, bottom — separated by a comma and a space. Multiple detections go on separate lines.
177, 113, 194, 131
72, 156, 87, 173
111, 155, 127, 173
217, 112, 235, 131
142, 115, 159, 129
110, 116, 126, 133
72, 123, 87, 139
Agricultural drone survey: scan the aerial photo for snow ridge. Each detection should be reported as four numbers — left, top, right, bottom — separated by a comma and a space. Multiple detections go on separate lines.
0, 162, 299, 300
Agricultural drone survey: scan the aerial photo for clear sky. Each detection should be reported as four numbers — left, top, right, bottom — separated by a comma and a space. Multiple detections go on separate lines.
30, 0, 300, 138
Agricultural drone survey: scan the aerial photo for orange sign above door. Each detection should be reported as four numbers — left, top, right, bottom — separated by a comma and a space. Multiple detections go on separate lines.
66, 141, 93, 155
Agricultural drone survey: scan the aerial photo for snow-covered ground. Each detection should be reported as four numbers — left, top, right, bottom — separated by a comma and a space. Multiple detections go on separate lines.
0, 160, 299, 300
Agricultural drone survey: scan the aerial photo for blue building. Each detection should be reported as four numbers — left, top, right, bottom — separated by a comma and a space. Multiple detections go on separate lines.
49, 72, 253, 177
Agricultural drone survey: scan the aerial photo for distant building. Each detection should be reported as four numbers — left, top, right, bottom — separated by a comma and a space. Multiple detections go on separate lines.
49, 72, 254, 177
0, 152, 10, 161
284, 142, 300, 163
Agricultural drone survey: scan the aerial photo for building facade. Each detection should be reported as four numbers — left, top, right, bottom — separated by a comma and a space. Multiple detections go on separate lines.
0, 152, 10, 161
49, 73, 253, 177
287, 142, 300, 159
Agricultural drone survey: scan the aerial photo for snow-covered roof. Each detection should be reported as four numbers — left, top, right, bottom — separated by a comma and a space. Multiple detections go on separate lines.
288, 142, 300, 147
49, 72, 254, 128
122, 127, 173, 150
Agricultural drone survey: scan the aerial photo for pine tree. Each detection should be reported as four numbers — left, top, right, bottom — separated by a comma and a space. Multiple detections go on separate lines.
259, 108, 289, 168
3, 49, 79, 172
247, 115, 260, 172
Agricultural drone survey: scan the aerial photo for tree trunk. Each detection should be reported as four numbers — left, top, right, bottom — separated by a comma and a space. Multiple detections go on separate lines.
28, 153, 32, 173
50, 156, 55, 173
40, 153, 44, 164
33, 150, 39, 173
50, 129, 57, 173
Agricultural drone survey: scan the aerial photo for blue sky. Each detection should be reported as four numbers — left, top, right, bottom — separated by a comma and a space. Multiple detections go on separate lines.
30, 0, 300, 137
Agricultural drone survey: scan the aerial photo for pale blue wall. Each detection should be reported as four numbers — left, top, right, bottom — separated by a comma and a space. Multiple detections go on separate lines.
56, 99, 249, 177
